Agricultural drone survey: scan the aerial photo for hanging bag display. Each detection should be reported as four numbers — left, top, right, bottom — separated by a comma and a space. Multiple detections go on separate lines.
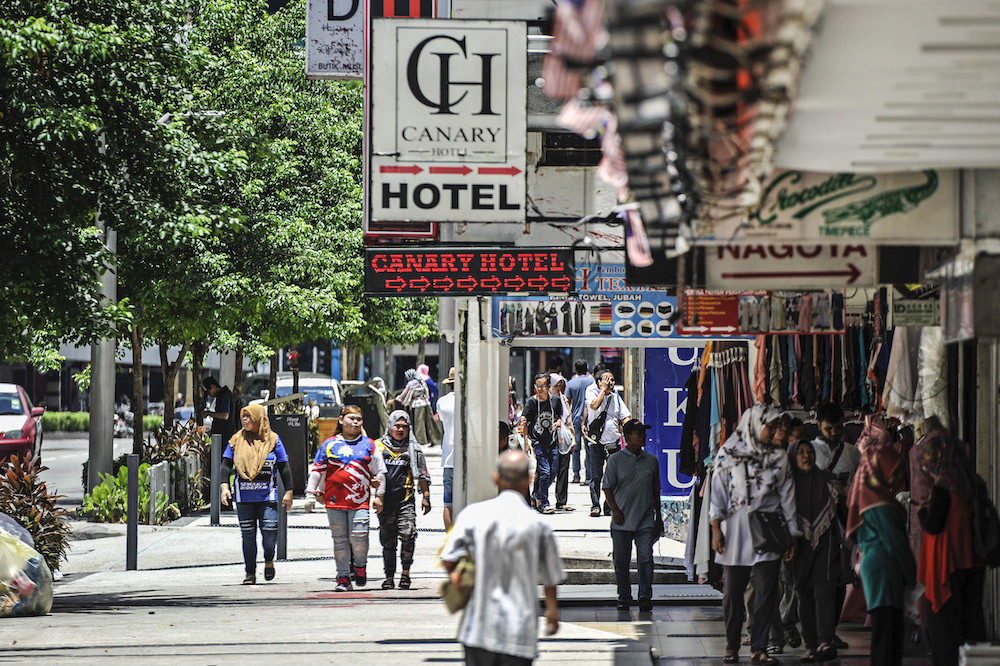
745, 462, 792, 554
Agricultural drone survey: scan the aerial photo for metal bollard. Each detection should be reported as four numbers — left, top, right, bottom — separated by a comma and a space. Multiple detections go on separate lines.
126, 453, 139, 571
210, 434, 222, 526
276, 475, 288, 561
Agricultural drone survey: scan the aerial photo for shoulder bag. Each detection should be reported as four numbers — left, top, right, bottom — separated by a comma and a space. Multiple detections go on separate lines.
438, 555, 475, 613
585, 394, 612, 447
745, 462, 792, 554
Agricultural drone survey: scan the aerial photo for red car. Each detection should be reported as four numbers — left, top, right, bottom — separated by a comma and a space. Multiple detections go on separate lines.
0, 383, 44, 463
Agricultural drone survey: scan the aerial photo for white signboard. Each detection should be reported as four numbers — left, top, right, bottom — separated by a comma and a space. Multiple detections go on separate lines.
700, 169, 957, 244
706, 244, 876, 290
306, 0, 364, 79
370, 19, 527, 223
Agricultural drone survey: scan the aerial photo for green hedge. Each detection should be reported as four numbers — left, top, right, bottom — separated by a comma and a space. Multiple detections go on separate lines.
43, 412, 164, 432
40, 412, 90, 432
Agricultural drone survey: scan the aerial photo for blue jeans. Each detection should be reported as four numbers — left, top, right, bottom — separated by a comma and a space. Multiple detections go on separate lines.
236, 501, 278, 576
533, 445, 559, 509
328, 508, 370, 577
572, 418, 586, 480
442, 467, 454, 506
611, 524, 656, 603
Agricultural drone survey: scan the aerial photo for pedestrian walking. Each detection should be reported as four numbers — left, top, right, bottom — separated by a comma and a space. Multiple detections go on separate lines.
417, 363, 439, 408
584, 365, 630, 517
789, 439, 842, 662
521, 373, 564, 514
304, 404, 387, 592
203, 375, 239, 444
437, 367, 456, 530
565, 359, 594, 485
549, 373, 575, 511
603, 418, 662, 612
219, 404, 293, 585
399, 368, 442, 448
846, 432, 914, 666
710, 404, 799, 665
375, 410, 431, 590
441, 450, 564, 665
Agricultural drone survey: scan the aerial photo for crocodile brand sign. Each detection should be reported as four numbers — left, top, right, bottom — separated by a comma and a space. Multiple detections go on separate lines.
703, 169, 957, 243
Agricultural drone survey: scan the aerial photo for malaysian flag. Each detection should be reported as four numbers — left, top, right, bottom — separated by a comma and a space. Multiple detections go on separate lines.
542, 0, 607, 100
624, 209, 653, 268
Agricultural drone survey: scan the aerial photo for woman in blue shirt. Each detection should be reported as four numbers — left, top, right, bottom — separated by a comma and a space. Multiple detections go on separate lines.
220, 404, 293, 585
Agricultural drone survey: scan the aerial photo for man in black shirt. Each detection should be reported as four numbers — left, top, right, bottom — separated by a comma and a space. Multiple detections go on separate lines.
521, 373, 563, 514
203, 376, 238, 444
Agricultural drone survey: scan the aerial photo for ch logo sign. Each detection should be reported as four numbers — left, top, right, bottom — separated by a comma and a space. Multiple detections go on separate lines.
406, 35, 499, 116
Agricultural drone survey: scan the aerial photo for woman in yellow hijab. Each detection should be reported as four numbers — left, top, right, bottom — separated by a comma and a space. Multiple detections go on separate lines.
220, 404, 293, 584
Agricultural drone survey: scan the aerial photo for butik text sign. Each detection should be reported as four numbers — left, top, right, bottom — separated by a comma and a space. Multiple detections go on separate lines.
364, 248, 574, 296
707, 244, 875, 290
370, 19, 527, 223
306, 0, 365, 79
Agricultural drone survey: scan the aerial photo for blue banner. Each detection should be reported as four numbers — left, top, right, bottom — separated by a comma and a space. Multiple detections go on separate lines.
644, 347, 702, 498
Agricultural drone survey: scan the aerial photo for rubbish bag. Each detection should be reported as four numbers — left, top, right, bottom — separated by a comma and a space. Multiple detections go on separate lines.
0, 527, 53, 617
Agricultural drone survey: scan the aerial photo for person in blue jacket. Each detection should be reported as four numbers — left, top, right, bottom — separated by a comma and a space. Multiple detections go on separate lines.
220, 404, 293, 585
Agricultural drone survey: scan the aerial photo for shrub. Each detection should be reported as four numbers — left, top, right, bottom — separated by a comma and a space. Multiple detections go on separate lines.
82, 463, 179, 525
143, 415, 163, 432
0, 456, 72, 572
40, 412, 90, 432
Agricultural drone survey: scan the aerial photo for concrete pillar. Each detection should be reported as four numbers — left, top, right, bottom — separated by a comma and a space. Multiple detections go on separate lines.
219, 350, 237, 390
455, 297, 503, 513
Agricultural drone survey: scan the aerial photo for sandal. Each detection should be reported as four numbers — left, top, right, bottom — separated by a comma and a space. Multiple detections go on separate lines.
541, 506, 555, 514
800, 650, 815, 663
814, 644, 837, 662
555, 504, 575, 511
723, 648, 739, 663
750, 652, 778, 666
242, 574, 256, 585
264, 562, 275, 581
381, 578, 395, 590
398, 574, 411, 590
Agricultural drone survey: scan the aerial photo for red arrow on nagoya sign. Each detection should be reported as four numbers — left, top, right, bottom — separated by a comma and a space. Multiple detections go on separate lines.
719, 263, 863, 285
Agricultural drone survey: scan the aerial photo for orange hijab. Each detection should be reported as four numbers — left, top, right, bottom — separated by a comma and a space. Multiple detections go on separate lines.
228, 404, 278, 480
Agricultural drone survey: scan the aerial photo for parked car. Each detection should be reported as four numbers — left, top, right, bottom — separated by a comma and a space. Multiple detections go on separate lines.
0, 383, 44, 463
243, 372, 343, 418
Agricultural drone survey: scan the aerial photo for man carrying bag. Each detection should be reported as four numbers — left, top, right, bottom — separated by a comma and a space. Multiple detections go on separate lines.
584, 365, 630, 518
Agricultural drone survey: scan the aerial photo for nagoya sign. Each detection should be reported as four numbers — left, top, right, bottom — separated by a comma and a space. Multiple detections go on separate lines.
365, 248, 574, 296
370, 19, 527, 223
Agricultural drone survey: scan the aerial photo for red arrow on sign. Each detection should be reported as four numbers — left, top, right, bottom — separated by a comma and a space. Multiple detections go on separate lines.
550, 276, 572, 291
456, 276, 478, 291
380, 165, 423, 174
409, 276, 431, 291
429, 165, 473, 175
384, 277, 407, 292
720, 263, 863, 285
433, 277, 454, 291
527, 276, 549, 290
478, 166, 522, 176
480, 276, 502, 291
505, 275, 525, 290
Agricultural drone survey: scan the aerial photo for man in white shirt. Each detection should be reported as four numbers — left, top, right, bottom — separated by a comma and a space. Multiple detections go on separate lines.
441, 450, 564, 665
584, 365, 631, 518
437, 367, 456, 531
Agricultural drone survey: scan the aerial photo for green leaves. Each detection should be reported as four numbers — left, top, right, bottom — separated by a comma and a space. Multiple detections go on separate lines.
0, 455, 71, 572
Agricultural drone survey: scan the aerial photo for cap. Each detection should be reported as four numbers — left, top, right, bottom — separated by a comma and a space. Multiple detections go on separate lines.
442, 367, 456, 385
622, 418, 652, 435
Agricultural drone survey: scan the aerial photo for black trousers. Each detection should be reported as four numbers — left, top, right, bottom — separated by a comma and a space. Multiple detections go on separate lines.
927, 567, 987, 666
378, 497, 417, 577
555, 451, 571, 506
870, 606, 904, 666
724, 559, 781, 653
797, 581, 835, 650
464, 645, 532, 666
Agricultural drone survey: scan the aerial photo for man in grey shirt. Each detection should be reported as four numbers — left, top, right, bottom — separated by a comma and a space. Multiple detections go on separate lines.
565, 359, 594, 485
603, 418, 662, 612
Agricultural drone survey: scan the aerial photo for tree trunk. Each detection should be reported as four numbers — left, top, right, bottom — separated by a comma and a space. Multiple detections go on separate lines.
417, 338, 426, 366
269, 349, 279, 401
159, 340, 190, 428
232, 343, 244, 407
130, 324, 145, 456
192, 340, 207, 425
290, 347, 300, 394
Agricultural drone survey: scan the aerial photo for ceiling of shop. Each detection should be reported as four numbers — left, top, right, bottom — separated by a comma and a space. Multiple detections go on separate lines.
774, 0, 1000, 173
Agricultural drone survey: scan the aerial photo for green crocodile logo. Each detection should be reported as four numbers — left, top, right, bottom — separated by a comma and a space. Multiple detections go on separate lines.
820, 170, 938, 236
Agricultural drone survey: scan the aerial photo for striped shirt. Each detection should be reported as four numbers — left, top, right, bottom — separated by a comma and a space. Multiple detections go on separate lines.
441, 490, 565, 659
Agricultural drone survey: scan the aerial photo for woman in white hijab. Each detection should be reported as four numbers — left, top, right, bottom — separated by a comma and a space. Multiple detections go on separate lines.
709, 404, 800, 665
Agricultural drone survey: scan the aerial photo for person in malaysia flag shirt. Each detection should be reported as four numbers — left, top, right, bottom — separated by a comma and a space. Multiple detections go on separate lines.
305, 405, 387, 592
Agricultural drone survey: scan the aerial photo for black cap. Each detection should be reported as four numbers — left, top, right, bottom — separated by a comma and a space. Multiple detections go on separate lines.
622, 418, 652, 435
202, 377, 220, 391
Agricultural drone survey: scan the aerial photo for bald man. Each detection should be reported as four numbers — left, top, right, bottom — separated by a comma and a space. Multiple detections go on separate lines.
441, 451, 565, 665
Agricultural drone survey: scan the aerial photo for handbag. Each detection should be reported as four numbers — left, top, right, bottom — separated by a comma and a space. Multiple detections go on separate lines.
438, 555, 475, 613
745, 462, 792, 554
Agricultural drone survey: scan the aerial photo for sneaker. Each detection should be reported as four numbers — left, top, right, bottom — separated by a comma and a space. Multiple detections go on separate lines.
616, 600, 630, 611
335, 577, 352, 592
638, 599, 653, 612
353, 566, 367, 587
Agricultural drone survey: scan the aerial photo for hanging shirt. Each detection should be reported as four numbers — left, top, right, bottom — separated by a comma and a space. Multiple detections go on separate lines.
310, 434, 387, 510
223, 438, 288, 503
